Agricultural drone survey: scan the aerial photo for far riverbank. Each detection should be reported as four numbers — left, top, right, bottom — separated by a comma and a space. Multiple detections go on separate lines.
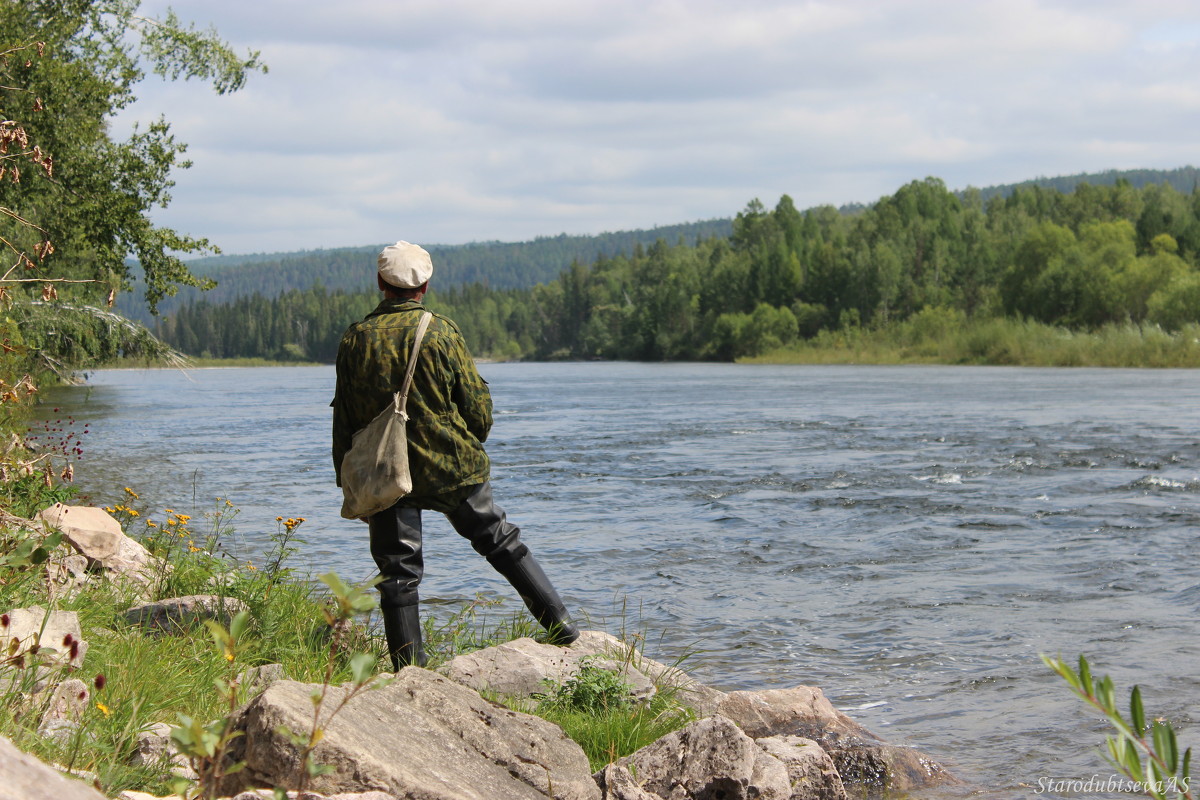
743, 316, 1200, 368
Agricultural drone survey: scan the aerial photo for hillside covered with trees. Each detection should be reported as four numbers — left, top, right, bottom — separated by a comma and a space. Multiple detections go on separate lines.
153, 173, 1200, 364
116, 219, 734, 324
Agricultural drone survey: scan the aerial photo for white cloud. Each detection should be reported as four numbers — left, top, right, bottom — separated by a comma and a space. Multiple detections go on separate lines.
111, 0, 1200, 254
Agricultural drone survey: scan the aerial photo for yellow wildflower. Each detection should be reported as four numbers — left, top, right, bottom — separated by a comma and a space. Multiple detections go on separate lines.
96, 701, 110, 717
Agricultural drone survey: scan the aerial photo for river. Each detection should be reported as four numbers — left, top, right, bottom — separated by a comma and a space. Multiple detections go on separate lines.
36, 362, 1200, 798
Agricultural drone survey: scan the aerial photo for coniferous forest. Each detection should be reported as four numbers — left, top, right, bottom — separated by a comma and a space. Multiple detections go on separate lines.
151, 170, 1200, 364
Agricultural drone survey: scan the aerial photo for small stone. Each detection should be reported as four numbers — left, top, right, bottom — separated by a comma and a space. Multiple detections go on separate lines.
240, 662, 286, 695
129, 721, 197, 780
38, 717, 80, 745
1, 606, 88, 670
37, 678, 90, 737
124, 595, 249, 635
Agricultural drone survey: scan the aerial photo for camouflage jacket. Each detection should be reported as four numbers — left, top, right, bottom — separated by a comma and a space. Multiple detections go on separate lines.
331, 298, 492, 496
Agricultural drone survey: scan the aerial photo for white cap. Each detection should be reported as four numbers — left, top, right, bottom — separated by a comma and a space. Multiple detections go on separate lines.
378, 241, 433, 288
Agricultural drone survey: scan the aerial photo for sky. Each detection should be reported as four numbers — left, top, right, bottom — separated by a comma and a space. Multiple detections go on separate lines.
116, 0, 1200, 256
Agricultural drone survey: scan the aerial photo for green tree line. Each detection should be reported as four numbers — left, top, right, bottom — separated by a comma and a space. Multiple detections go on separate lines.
153, 177, 1200, 363
117, 220, 735, 325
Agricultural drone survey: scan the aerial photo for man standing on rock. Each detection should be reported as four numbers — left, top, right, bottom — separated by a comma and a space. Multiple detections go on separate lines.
332, 241, 580, 670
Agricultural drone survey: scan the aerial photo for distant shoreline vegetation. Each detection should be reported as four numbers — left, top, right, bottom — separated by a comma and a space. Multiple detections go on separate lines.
141, 318, 1200, 370
743, 316, 1200, 368
145, 169, 1200, 369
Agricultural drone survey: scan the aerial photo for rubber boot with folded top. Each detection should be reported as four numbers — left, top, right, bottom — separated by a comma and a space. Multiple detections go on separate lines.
491, 551, 580, 645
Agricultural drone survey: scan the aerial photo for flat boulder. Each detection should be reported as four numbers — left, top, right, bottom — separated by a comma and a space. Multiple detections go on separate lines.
37, 504, 155, 583
222, 668, 600, 800
605, 715, 791, 800
716, 687, 958, 793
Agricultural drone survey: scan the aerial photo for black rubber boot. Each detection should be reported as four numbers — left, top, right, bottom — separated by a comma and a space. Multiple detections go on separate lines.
490, 551, 580, 645
380, 602, 426, 670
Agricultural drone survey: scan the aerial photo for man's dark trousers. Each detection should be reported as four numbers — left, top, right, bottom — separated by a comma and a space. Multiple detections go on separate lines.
368, 481, 578, 669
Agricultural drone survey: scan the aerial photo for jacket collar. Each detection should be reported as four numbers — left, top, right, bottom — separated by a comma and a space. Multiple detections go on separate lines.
367, 297, 425, 319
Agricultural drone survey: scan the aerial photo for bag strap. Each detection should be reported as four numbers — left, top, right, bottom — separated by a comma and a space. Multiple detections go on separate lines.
395, 311, 433, 415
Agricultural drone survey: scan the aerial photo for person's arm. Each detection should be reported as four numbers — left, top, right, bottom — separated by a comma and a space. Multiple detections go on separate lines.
445, 327, 493, 443
330, 333, 357, 486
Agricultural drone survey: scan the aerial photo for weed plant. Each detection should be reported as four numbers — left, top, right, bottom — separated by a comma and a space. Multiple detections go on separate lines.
1046, 654, 1193, 800
523, 655, 695, 772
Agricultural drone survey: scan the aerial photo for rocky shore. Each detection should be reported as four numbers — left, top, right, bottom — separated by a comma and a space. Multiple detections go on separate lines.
1, 504, 960, 800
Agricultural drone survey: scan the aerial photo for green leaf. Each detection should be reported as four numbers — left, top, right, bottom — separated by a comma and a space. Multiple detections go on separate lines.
1152, 721, 1178, 773
204, 618, 232, 649
1131, 685, 1145, 736
229, 609, 251, 640
1122, 738, 1145, 782
1078, 654, 1094, 696
349, 652, 375, 686
318, 571, 351, 598
1097, 676, 1117, 714
350, 594, 376, 613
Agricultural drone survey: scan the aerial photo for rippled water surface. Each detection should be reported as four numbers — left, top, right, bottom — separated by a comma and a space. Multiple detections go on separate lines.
39, 363, 1200, 798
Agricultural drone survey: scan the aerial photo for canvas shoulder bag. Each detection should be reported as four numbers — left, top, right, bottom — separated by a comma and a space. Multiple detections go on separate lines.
339, 311, 433, 519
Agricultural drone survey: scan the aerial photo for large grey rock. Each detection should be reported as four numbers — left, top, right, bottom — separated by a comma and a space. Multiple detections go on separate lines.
124, 595, 249, 634
1, 606, 87, 670
0, 733, 109, 800
222, 668, 600, 800
37, 504, 155, 583
594, 764, 663, 800
439, 631, 655, 703
716, 687, 958, 793
607, 715, 791, 800
756, 736, 848, 800
716, 686, 873, 745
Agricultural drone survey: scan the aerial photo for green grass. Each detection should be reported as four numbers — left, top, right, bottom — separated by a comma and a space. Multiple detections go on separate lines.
519, 655, 696, 771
